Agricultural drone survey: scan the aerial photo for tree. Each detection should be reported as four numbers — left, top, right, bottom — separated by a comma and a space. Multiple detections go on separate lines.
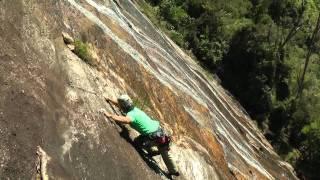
297, 12, 320, 97
140, 0, 320, 177
219, 25, 274, 124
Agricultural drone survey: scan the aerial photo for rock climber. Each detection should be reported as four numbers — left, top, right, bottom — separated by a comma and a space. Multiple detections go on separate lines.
103, 94, 180, 177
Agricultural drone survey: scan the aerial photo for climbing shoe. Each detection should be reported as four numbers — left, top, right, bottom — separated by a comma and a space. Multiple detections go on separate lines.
148, 151, 161, 157
168, 171, 180, 177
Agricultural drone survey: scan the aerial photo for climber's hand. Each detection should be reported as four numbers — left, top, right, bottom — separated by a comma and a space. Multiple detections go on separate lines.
104, 112, 113, 119
104, 97, 111, 102
104, 96, 119, 106
99, 108, 107, 114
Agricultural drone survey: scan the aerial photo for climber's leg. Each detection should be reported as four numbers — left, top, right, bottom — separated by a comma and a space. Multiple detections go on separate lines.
159, 146, 179, 176
133, 135, 146, 148
133, 135, 159, 156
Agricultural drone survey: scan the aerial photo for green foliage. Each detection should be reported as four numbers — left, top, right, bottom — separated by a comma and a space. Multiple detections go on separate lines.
285, 149, 301, 165
139, 0, 320, 178
168, 30, 185, 47
159, 0, 190, 28
269, 0, 302, 26
74, 40, 94, 65
299, 120, 320, 178
218, 25, 275, 124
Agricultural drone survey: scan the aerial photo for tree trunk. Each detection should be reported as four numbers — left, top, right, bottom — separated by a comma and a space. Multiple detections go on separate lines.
297, 12, 320, 98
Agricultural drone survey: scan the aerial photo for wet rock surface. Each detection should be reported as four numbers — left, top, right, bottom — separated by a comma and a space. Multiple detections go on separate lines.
0, 0, 297, 180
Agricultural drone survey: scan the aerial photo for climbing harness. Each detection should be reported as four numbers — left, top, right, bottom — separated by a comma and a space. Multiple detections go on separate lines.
148, 128, 171, 148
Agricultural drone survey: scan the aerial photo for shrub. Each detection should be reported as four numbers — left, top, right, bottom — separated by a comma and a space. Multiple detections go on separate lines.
74, 40, 96, 66
169, 30, 185, 47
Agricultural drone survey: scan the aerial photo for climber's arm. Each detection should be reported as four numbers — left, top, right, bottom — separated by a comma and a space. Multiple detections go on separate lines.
103, 112, 132, 124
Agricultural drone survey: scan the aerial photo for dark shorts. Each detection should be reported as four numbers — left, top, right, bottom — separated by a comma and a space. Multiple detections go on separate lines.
134, 128, 170, 148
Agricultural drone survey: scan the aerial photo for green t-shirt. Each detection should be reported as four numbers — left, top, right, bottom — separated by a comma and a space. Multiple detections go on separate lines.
127, 107, 160, 135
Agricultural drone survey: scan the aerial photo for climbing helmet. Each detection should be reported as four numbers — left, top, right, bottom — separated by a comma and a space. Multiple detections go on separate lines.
117, 94, 134, 112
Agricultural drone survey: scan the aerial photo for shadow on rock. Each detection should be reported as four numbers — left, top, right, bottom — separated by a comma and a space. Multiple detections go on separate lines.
106, 101, 172, 179
118, 125, 172, 179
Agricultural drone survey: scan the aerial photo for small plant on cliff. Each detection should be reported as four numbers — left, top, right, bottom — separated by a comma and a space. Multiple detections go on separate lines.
74, 40, 96, 66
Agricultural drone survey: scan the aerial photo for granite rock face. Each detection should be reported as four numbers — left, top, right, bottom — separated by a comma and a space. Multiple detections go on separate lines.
0, 0, 297, 180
